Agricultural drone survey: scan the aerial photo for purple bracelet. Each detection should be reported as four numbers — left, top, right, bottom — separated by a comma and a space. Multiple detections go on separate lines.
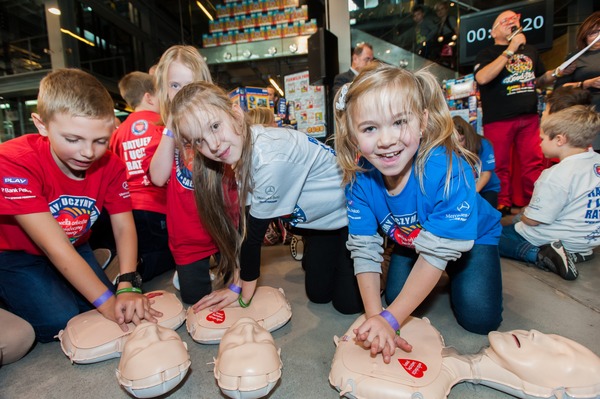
379, 309, 400, 332
228, 283, 242, 294
163, 128, 174, 138
92, 289, 114, 308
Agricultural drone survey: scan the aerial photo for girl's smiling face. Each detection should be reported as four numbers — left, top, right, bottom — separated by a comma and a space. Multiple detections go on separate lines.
180, 105, 245, 166
351, 92, 426, 192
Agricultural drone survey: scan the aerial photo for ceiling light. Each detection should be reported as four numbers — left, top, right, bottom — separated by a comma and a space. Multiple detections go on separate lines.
48, 7, 61, 15
196, 1, 213, 21
269, 78, 284, 97
60, 28, 95, 47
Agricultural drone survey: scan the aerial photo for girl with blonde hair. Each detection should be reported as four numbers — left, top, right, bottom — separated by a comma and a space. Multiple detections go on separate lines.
334, 63, 503, 363
149, 45, 238, 304
169, 81, 363, 315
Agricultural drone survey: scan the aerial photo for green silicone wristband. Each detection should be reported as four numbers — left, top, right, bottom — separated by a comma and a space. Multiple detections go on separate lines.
116, 287, 142, 295
238, 294, 253, 308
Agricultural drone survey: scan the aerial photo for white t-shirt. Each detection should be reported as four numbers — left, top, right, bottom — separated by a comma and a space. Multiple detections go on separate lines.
516, 151, 600, 253
247, 125, 347, 230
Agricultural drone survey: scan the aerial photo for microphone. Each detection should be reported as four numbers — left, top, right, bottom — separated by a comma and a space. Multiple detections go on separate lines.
508, 26, 525, 51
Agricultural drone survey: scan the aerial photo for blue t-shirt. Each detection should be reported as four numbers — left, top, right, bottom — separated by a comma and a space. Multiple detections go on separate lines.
346, 147, 501, 247
478, 138, 501, 194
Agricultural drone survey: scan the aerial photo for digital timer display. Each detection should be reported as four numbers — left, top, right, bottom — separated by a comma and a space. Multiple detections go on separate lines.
458, 0, 553, 65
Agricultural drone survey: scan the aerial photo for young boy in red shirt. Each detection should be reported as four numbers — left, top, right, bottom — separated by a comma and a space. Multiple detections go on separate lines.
0, 69, 160, 342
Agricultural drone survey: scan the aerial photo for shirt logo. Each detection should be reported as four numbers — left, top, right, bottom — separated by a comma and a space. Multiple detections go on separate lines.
457, 201, 470, 212
594, 164, 600, 177
48, 195, 99, 243
3, 177, 28, 185
131, 119, 149, 136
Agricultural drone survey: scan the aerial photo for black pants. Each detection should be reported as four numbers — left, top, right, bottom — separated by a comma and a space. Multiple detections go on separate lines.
293, 226, 363, 314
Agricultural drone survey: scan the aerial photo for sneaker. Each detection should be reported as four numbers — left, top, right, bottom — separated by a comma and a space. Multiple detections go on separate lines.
537, 240, 578, 280
290, 235, 304, 261
172, 271, 180, 291
573, 250, 594, 263
93, 248, 112, 269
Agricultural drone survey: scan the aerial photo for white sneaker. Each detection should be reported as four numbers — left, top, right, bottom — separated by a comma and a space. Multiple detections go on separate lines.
172, 271, 180, 291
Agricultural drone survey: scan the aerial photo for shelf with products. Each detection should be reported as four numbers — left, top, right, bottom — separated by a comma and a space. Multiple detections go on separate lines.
203, 0, 316, 48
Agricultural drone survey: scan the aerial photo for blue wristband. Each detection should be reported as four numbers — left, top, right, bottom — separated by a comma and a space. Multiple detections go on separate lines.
163, 128, 174, 138
379, 309, 400, 332
228, 283, 242, 294
92, 289, 114, 308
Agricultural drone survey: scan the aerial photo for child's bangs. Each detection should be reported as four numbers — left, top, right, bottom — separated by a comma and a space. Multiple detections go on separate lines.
354, 80, 419, 121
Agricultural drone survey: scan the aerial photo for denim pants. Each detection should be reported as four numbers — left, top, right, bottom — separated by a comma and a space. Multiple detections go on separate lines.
0, 243, 114, 342
385, 244, 503, 335
498, 224, 539, 264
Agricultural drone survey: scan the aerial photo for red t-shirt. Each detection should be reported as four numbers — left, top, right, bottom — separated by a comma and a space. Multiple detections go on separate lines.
167, 148, 219, 264
0, 134, 132, 255
110, 110, 167, 214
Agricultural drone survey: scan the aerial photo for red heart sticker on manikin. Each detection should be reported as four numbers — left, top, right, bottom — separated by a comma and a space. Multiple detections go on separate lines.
206, 310, 225, 324
398, 358, 428, 378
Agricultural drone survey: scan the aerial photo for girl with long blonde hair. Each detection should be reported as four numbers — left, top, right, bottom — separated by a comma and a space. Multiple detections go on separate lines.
169, 81, 363, 315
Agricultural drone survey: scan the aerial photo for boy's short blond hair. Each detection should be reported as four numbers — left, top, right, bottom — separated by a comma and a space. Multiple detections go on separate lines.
541, 105, 600, 149
36, 68, 114, 123
118, 71, 156, 109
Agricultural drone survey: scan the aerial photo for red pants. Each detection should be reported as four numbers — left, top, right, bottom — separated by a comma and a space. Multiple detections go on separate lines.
483, 114, 543, 208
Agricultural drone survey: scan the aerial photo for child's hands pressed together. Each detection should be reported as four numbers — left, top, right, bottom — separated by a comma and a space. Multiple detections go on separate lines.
97, 294, 162, 331
353, 315, 412, 364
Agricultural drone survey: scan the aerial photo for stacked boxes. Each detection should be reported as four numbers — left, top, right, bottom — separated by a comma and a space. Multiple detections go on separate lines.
203, 0, 317, 48
228, 86, 269, 111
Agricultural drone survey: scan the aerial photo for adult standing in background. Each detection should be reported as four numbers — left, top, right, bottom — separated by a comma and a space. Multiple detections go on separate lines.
474, 10, 574, 216
555, 12, 600, 151
331, 42, 374, 98
430, 1, 458, 67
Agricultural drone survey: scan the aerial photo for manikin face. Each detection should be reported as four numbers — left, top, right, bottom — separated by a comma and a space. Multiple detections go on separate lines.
120, 323, 188, 380
220, 318, 275, 351
33, 112, 112, 179
167, 60, 195, 101
488, 329, 600, 387
181, 105, 244, 166
351, 93, 425, 193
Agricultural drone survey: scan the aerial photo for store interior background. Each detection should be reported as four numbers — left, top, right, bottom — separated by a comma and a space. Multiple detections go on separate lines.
0, 0, 598, 141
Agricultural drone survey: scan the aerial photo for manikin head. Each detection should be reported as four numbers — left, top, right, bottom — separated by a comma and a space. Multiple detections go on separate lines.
117, 323, 190, 398
487, 329, 600, 388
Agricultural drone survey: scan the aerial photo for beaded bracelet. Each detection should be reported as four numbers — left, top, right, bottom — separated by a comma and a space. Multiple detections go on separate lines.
92, 289, 114, 308
228, 283, 242, 294
238, 294, 253, 308
380, 309, 401, 336
116, 287, 143, 295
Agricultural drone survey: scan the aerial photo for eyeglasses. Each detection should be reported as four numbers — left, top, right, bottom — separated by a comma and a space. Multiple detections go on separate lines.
493, 13, 520, 30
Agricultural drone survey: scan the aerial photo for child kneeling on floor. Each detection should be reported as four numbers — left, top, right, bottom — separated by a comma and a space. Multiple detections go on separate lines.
499, 105, 600, 280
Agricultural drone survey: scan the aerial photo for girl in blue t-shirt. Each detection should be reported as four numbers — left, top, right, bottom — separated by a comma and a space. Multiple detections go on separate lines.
453, 115, 501, 208
334, 63, 503, 364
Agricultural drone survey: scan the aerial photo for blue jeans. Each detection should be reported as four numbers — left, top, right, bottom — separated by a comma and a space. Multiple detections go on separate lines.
385, 244, 503, 334
498, 224, 539, 264
0, 243, 114, 342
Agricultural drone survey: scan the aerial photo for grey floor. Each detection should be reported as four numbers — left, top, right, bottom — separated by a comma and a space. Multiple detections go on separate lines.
1, 236, 599, 399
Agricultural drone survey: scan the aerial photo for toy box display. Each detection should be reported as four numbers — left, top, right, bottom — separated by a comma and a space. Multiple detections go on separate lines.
228, 86, 269, 111
203, 1, 317, 48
